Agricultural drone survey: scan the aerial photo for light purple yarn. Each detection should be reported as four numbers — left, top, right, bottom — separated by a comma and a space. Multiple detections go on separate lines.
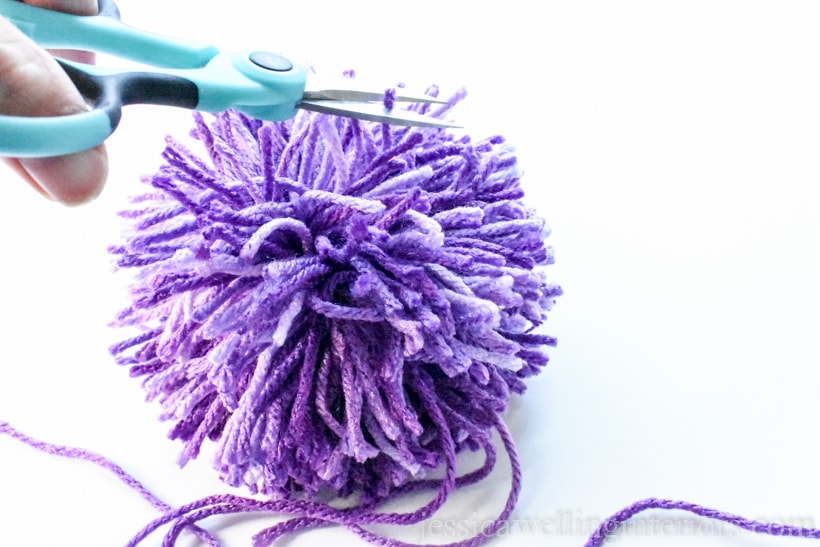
109, 89, 561, 544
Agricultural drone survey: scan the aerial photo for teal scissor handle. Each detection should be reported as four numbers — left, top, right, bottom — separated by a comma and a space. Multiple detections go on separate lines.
0, 0, 218, 67
0, 0, 307, 157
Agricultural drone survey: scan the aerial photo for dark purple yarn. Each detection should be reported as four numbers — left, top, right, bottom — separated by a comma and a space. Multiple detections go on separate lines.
109, 89, 561, 544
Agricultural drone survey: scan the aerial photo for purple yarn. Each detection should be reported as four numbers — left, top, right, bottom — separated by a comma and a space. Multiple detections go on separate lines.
109, 88, 561, 544
8, 420, 820, 546
383, 88, 397, 110
0, 421, 219, 546
585, 498, 820, 546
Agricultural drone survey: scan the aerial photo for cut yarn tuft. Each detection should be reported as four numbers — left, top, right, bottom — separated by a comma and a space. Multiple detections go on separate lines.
106, 86, 561, 544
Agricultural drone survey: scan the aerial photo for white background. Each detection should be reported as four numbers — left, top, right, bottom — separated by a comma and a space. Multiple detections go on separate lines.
2, 1, 820, 546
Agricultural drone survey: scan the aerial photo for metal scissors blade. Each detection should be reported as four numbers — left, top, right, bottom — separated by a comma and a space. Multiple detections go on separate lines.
299, 100, 460, 129
0, 0, 457, 157
302, 84, 446, 105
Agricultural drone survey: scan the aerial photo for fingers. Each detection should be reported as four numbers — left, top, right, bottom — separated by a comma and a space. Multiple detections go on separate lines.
5, 148, 108, 204
25, 0, 98, 14
27, 0, 97, 63
1, 0, 108, 205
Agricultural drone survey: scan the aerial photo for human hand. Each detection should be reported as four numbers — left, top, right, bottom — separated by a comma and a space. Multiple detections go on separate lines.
1, 0, 107, 205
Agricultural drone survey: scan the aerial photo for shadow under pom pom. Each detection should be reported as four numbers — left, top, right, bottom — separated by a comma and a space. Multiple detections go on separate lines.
110, 90, 560, 542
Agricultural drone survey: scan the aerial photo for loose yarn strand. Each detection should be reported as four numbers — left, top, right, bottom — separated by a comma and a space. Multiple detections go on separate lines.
0, 417, 519, 547
585, 498, 820, 546
9, 417, 820, 546
0, 421, 220, 547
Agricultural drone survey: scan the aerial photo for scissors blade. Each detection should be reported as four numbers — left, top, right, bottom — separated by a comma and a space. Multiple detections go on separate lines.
297, 100, 459, 129
302, 88, 446, 104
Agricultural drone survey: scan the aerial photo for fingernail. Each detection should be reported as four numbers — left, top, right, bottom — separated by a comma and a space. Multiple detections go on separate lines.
20, 146, 108, 205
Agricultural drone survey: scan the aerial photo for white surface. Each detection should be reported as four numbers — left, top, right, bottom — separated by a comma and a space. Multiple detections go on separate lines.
2, 1, 820, 546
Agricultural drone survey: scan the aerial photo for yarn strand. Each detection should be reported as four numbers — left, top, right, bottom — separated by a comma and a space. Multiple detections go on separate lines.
585, 498, 820, 547
0, 421, 220, 547
9, 418, 820, 546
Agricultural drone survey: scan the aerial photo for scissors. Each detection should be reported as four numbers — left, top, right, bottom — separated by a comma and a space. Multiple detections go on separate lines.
0, 0, 454, 158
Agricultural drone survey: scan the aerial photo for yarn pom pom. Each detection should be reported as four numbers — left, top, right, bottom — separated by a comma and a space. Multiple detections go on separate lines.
110, 89, 560, 519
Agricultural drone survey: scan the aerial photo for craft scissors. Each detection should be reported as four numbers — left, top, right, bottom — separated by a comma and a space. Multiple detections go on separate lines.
0, 0, 453, 158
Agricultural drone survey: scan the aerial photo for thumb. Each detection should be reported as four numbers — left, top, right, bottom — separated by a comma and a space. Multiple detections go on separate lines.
1, 0, 108, 205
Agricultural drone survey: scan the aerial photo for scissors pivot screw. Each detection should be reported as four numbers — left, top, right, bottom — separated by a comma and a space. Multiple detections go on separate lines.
248, 52, 293, 73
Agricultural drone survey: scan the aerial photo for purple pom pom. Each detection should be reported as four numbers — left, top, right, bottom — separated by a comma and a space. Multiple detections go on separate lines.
109, 90, 560, 508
